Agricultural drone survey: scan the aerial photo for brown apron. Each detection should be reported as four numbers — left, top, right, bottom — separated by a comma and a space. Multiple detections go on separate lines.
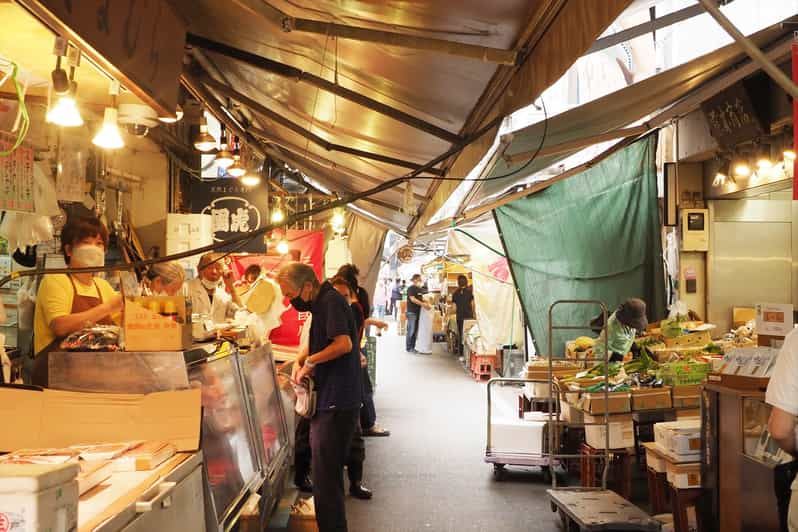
31, 276, 113, 387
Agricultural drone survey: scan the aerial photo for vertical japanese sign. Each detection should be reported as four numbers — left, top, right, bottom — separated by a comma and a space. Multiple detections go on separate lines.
189, 179, 267, 253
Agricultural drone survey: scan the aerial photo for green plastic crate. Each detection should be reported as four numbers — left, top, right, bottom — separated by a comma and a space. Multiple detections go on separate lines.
657, 361, 710, 386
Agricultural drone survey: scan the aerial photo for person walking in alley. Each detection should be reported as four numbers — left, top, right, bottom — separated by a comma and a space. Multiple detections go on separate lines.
451, 275, 475, 356
277, 263, 362, 532
405, 274, 431, 353
389, 278, 402, 318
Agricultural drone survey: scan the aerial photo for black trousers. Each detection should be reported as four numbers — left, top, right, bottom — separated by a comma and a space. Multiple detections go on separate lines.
294, 415, 366, 486
360, 368, 376, 430
310, 408, 360, 532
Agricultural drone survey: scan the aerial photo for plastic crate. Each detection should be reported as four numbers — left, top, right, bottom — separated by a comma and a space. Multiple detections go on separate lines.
657, 361, 710, 386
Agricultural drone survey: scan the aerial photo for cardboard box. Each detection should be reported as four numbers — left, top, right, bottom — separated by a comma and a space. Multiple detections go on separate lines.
671, 385, 701, 408
666, 460, 701, 489
665, 331, 712, 348
632, 387, 673, 411
643, 442, 667, 473
123, 297, 191, 352
0, 387, 201, 453
561, 401, 584, 424
655, 420, 701, 458
580, 392, 632, 415
584, 413, 634, 449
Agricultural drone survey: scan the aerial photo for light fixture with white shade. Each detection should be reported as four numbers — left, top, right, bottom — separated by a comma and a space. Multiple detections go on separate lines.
93, 80, 124, 150
240, 172, 261, 187
46, 40, 83, 127
227, 155, 246, 177
158, 104, 184, 124
47, 95, 83, 127
92, 107, 125, 149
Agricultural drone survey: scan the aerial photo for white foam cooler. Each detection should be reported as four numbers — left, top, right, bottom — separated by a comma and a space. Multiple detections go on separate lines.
0, 463, 79, 532
489, 417, 545, 455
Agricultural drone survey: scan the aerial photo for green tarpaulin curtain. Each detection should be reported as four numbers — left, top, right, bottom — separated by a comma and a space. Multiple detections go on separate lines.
494, 135, 665, 357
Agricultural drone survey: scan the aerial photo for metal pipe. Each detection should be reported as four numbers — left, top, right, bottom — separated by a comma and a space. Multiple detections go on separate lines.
198, 73, 444, 175
698, 0, 798, 100
230, 0, 517, 65
185, 33, 462, 144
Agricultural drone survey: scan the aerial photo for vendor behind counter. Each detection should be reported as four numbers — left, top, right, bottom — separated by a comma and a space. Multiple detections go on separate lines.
31, 215, 122, 385
592, 298, 648, 362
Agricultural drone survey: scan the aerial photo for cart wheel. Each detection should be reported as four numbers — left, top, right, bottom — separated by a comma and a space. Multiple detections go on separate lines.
541, 466, 552, 484
493, 464, 507, 481
551, 501, 559, 513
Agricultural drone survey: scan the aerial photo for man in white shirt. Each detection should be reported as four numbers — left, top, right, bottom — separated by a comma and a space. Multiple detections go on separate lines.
186, 253, 242, 324
766, 328, 798, 530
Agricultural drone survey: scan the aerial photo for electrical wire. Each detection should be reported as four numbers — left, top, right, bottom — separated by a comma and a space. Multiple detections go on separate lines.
399, 97, 549, 183
0, 60, 30, 157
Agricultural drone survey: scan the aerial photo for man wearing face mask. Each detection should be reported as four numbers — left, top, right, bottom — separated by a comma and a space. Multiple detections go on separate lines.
31, 215, 122, 385
186, 253, 243, 325
276, 262, 361, 532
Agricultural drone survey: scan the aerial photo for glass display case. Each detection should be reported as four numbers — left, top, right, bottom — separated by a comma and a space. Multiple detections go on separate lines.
187, 347, 262, 529
741, 397, 791, 465
239, 345, 290, 480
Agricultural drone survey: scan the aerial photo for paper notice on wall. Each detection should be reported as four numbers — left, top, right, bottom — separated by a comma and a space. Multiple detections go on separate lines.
0, 132, 34, 212
756, 303, 794, 337
55, 135, 87, 202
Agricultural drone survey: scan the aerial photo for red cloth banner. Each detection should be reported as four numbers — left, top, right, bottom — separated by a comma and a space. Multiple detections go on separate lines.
231, 230, 325, 346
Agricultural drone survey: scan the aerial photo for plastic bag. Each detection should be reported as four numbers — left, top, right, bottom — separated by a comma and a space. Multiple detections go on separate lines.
16, 278, 35, 330
33, 162, 60, 217
668, 300, 688, 321
0, 212, 54, 251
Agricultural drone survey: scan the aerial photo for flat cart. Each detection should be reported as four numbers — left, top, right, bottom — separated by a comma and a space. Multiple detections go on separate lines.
484, 377, 564, 483
545, 300, 659, 531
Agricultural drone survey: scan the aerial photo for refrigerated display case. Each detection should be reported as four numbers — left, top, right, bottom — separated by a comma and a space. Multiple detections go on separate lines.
187, 347, 263, 531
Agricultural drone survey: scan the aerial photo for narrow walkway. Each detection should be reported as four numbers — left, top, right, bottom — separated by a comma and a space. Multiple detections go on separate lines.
345, 325, 561, 532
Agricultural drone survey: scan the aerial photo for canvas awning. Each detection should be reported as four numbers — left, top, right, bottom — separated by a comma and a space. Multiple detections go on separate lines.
168, 0, 631, 231
453, 20, 794, 216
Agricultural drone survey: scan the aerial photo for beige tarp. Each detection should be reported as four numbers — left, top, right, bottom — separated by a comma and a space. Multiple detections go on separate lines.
447, 219, 524, 351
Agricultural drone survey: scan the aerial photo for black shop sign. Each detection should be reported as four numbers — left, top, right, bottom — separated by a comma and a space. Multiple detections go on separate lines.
190, 179, 267, 253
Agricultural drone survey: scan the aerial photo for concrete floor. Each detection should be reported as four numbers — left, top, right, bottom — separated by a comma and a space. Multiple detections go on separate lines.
344, 325, 562, 532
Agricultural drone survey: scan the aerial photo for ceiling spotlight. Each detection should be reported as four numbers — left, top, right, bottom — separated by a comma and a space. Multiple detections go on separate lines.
227, 155, 246, 178
93, 82, 124, 150
46, 95, 83, 127
270, 202, 285, 224
240, 172, 261, 187
757, 157, 773, 170
158, 104, 184, 124
276, 238, 289, 255
784, 149, 796, 161
92, 107, 124, 149
712, 171, 727, 187
51, 56, 69, 96
733, 161, 751, 178
331, 208, 345, 232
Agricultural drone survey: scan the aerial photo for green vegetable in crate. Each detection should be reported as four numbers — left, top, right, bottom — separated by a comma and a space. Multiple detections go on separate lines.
660, 318, 684, 338
704, 342, 723, 355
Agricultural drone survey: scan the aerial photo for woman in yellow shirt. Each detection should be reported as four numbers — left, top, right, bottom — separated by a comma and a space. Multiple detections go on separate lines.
32, 215, 122, 385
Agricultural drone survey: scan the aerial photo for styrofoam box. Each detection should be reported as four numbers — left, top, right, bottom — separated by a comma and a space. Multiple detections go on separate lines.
655, 420, 701, 457
584, 414, 635, 449
644, 443, 667, 473
166, 213, 212, 239
666, 460, 701, 489
0, 463, 79, 532
524, 382, 554, 398
489, 417, 545, 455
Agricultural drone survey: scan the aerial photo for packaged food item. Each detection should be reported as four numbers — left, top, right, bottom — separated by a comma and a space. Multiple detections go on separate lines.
113, 441, 176, 472
59, 325, 121, 351
69, 441, 142, 461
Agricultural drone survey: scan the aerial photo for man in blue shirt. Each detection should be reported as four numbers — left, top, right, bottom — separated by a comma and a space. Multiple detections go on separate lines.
277, 263, 362, 532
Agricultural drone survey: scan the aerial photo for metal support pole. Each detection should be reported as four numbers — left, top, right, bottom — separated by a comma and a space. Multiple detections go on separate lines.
698, 0, 798, 100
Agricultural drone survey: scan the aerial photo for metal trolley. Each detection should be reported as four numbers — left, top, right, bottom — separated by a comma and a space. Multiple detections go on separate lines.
484, 377, 564, 483
544, 300, 660, 531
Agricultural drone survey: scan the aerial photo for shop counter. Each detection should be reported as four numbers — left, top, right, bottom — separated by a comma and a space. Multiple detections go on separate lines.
44, 343, 291, 532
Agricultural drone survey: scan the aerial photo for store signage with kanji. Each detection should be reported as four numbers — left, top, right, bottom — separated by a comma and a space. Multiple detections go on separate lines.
189, 179, 267, 253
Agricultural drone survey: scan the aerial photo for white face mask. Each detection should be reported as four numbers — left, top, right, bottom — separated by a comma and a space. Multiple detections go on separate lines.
71, 244, 105, 268
201, 278, 220, 291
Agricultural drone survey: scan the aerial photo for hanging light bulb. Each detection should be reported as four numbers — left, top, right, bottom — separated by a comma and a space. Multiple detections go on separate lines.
756, 144, 772, 170
240, 172, 261, 187
271, 197, 285, 224
214, 127, 234, 168
46, 42, 83, 127
194, 111, 216, 151
93, 108, 124, 149
47, 95, 83, 127
733, 160, 751, 178
331, 208, 346, 234
227, 155, 246, 177
276, 238, 289, 255
158, 104, 184, 124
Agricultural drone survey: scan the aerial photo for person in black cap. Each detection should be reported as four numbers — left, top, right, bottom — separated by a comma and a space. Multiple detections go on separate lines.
592, 298, 648, 363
